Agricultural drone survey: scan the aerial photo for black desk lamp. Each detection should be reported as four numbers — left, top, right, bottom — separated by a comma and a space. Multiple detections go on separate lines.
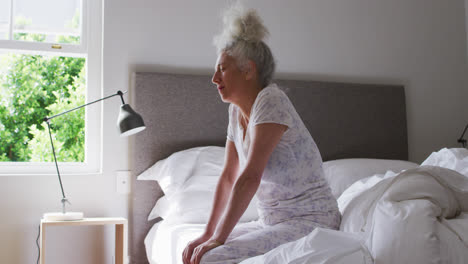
43, 90, 145, 221
458, 123, 467, 148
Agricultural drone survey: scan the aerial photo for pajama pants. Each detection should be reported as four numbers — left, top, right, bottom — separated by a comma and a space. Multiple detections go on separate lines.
200, 212, 341, 264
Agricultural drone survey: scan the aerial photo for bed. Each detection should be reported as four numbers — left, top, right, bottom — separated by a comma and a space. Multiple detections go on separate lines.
129, 72, 468, 264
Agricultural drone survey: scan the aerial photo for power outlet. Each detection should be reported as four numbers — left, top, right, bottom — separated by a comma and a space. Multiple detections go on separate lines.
116, 171, 131, 194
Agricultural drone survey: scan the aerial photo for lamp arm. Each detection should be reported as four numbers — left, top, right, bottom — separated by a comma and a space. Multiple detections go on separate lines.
46, 120, 66, 200
44, 90, 127, 122
458, 124, 468, 148
43, 90, 128, 213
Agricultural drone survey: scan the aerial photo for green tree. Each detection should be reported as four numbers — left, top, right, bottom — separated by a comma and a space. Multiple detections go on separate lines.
0, 53, 85, 162
28, 69, 85, 162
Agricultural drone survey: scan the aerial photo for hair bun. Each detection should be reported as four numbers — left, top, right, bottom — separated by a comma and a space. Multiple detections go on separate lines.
226, 7, 268, 43
214, 5, 269, 52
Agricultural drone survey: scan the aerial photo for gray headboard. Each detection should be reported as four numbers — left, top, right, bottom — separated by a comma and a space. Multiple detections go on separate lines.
130, 72, 407, 263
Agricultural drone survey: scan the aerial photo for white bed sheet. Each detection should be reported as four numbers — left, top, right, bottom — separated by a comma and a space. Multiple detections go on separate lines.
144, 220, 370, 264
145, 221, 205, 264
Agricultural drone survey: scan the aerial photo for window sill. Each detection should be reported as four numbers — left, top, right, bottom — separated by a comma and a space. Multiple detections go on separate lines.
0, 162, 102, 176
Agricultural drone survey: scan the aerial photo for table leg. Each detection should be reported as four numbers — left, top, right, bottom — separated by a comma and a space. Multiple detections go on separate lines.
115, 224, 124, 264
40, 223, 45, 264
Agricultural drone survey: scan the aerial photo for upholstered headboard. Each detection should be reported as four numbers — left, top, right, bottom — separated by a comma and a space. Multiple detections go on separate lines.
130, 72, 407, 263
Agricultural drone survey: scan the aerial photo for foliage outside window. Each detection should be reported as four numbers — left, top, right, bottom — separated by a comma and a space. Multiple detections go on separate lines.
0, 0, 87, 163
0, 53, 85, 162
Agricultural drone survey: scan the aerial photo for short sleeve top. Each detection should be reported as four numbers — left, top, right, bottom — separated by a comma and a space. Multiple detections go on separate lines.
227, 83, 339, 225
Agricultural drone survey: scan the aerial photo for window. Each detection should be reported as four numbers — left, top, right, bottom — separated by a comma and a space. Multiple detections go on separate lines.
0, 0, 102, 175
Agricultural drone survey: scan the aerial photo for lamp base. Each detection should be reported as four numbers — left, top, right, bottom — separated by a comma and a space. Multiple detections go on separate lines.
43, 212, 84, 221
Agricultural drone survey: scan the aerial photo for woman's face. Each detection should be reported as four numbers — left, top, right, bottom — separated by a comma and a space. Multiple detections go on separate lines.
212, 52, 247, 104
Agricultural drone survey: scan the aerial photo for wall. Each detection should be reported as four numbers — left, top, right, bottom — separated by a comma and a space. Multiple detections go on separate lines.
0, 0, 467, 263
466, 0, 468, 114
109, 0, 468, 163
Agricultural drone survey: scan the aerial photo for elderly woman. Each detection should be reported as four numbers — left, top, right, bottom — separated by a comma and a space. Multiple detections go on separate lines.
183, 6, 340, 264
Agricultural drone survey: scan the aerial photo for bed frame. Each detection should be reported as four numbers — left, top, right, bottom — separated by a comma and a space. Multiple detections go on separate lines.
129, 72, 408, 263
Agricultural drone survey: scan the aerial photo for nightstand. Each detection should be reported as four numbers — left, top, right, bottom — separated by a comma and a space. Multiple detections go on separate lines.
40, 217, 128, 264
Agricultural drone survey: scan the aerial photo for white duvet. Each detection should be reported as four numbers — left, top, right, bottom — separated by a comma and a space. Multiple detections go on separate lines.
241, 167, 468, 264
145, 148, 468, 264
339, 166, 468, 264
240, 148, 468, 264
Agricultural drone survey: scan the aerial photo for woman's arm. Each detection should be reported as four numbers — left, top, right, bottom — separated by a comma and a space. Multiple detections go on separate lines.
203, 140, 240, 236
182, 140, 239, 264
211, 123, 287, 243
189, 123, 287, 264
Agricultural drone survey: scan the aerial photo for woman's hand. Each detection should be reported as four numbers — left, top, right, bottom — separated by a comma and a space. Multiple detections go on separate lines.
182, 233, 212, 264
189, 239, 223, 264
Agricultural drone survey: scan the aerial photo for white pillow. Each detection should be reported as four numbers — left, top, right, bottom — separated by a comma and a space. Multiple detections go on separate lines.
139, 146, 259, 222
137, 146, 225, 195
148, 175, 259, 223
421, 148, 468, 177
323, 158, 419, 199
149, 189, 259, 223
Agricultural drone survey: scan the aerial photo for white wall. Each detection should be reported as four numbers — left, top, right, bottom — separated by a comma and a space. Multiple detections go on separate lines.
466, 0, 468, 109
0, 0, 467, 263
110, 0, 468, 163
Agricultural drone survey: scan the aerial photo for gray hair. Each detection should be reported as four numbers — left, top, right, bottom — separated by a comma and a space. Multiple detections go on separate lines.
213, 5, 276, 88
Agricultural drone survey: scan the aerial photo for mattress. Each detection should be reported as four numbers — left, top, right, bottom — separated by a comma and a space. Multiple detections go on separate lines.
145, 213, 468, 264
144, 220, 372, 264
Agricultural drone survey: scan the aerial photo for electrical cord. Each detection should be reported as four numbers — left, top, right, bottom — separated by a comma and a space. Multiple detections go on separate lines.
36, 224, 40, 264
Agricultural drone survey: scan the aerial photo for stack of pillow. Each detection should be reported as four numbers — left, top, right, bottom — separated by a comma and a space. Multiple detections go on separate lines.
138, 146, 419, 224
137, 146, 259, 224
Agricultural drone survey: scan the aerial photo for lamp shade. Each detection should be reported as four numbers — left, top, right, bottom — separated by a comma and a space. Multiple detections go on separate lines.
118, 104, 146, 137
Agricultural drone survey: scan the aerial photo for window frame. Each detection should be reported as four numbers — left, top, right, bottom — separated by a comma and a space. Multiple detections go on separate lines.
1, 0, 88, 54
0, 0, 103, 176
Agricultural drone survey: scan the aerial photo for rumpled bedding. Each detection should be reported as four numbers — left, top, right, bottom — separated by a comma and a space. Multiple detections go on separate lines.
239, 228, 372, 264
145, 148, 468, 264
339, 166, 468, 264
241, 148, 468, 264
